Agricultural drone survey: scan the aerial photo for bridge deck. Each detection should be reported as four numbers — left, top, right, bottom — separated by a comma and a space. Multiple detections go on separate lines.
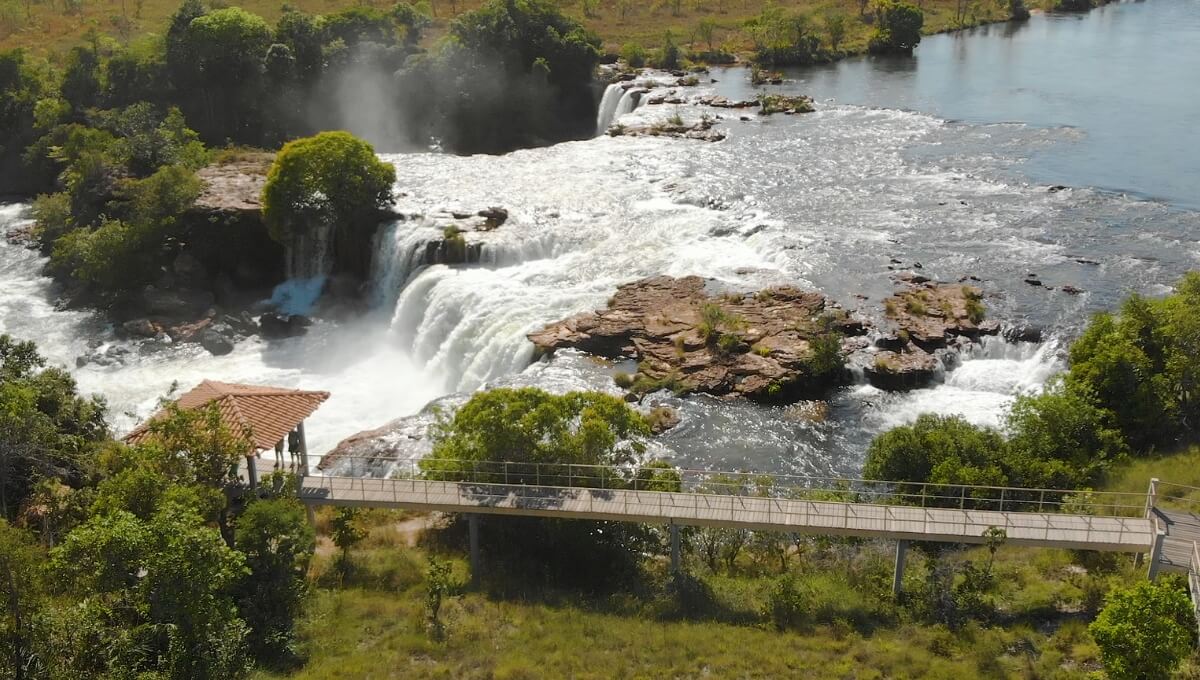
299, 476, 1154, 553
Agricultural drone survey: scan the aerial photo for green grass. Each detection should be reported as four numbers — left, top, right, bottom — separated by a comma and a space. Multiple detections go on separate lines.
1103, 445, 1200, 513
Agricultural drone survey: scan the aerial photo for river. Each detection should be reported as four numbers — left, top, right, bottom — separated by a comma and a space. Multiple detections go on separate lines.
1, 0, 1197, 475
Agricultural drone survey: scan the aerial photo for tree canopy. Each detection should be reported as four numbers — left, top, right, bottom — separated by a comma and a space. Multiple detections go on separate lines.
1089, 580, 1195, 680
262, 131, 394, 243
868, 0, 924, 54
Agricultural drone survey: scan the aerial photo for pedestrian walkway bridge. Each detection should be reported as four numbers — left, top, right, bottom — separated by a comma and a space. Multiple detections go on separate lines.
297, 458, 1154, 553
295, 459, 1199, 618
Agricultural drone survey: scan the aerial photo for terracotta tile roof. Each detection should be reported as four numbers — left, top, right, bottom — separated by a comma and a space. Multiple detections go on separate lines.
125, 380, 330, 455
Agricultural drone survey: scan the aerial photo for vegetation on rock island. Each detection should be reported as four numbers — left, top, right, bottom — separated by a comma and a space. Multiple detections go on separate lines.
865, 273, 1200, 497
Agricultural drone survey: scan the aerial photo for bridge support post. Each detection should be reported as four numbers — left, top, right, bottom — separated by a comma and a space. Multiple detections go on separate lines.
468, 514, 480, 588
1148, 528, 1166, 581
669, 523, 681, 574
892, 540, 909, 597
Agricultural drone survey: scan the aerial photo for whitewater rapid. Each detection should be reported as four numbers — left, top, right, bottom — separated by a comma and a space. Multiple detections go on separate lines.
2, 65, 1197, 473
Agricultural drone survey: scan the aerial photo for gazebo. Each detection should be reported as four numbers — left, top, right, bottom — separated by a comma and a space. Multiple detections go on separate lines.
125, 380, 330, 488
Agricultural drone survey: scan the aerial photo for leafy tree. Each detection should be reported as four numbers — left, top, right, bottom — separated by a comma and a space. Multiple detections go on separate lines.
0, 520, 45, 680
173, 6, 272, 142
261, 130, 395, 276
868, 0, 923, 55
424, 556, 452, 640
50, 499, 250, 679
422, 387, 650, 483
1089, 580, 1195, 680
862, 414, 1007, 497
0, 335, 107, 520
60, 45, 100, 113
1004, 380, 1128, 488
134, 401, 250, 490
422, 388, 666, 590
620, 41, 646, 67
0, 49, 55, 193
824, 12, 848, 51
234, 497, 315, 662
330, 507, 365, 571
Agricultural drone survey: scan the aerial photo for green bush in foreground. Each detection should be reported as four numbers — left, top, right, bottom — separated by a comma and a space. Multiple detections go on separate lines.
1089, 580, 1195, 680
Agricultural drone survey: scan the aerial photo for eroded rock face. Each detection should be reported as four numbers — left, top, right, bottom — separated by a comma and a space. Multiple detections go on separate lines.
529, 276, 867, 402
862, 277, 999, 390
883, 277, 998, 350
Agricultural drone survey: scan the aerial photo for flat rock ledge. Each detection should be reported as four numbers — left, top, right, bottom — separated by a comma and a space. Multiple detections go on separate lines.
528, 275, 867, 403
610, 118, 726, 142
864, 274, 999, 390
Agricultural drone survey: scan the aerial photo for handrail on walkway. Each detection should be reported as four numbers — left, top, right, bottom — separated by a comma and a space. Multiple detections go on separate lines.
316, 455, 1149, 518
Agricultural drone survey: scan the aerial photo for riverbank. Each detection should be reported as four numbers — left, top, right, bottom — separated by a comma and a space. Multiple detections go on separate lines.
2, 0, 1055, 61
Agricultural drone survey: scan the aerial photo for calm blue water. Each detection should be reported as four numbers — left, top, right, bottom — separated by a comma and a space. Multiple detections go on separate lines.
769, 0, 1200, 210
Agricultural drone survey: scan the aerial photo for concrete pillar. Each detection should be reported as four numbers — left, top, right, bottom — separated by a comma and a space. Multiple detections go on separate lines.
670, 523, 681, 574
297, 421, 310, 477
892, 540, 909, 596
468, 514, 480, 587
1148, 529, 1166, 581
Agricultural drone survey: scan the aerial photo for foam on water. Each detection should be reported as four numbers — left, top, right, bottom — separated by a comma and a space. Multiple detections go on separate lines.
1, 74, 1196, 473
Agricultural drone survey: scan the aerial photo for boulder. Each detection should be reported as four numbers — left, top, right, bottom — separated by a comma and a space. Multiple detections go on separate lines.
881, 281, 997, 350
477, 207, 509, 229
199, 328, 235, 356
1003, 323, 1043, 344
260, 312, 312, 339
864, 349, 940, 391
121, 318, 159, 339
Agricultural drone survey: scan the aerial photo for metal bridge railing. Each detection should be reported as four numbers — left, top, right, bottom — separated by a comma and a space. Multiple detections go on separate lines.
1151, 480, 1200, 514
314, 455, 1149, 518
298, 473, 1148, 548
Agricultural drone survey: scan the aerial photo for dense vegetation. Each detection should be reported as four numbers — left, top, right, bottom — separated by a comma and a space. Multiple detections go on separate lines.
1, 0, 607, 302
3, 320, 1200, 678
0, 335, 316, 678
865, 273, 1200, 495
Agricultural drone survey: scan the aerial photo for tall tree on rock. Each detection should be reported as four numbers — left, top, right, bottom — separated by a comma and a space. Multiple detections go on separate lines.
261, 131, 395, 279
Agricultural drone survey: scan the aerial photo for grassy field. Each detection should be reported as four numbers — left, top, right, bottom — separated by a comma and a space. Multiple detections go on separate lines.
0, 0, 1016, 64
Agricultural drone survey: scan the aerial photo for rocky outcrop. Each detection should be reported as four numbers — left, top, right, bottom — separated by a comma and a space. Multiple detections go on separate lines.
529, 276, 867, 403
193, 156, 273, 216
757, 94, 816, 115
610, 118, 727, 142
862, 277, 999, 390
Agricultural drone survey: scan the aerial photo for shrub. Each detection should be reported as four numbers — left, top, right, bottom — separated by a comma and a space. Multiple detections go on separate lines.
868, 0, 924, 55
765, 573, 810, 630
619, 42, 646, 68
863, 414, 1008, 492
1089, 580, 1195, 680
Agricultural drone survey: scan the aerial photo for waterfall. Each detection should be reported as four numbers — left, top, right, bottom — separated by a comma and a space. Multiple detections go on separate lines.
613, 88, 645, 120
285, 215, 336, 279
370, 221, 442, 308
595, 83, 625, 134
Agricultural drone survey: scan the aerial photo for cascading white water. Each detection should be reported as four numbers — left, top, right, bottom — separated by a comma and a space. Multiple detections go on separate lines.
284, 215, 335, 279
612, 88, 644, 120
595, 83, 625, 134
